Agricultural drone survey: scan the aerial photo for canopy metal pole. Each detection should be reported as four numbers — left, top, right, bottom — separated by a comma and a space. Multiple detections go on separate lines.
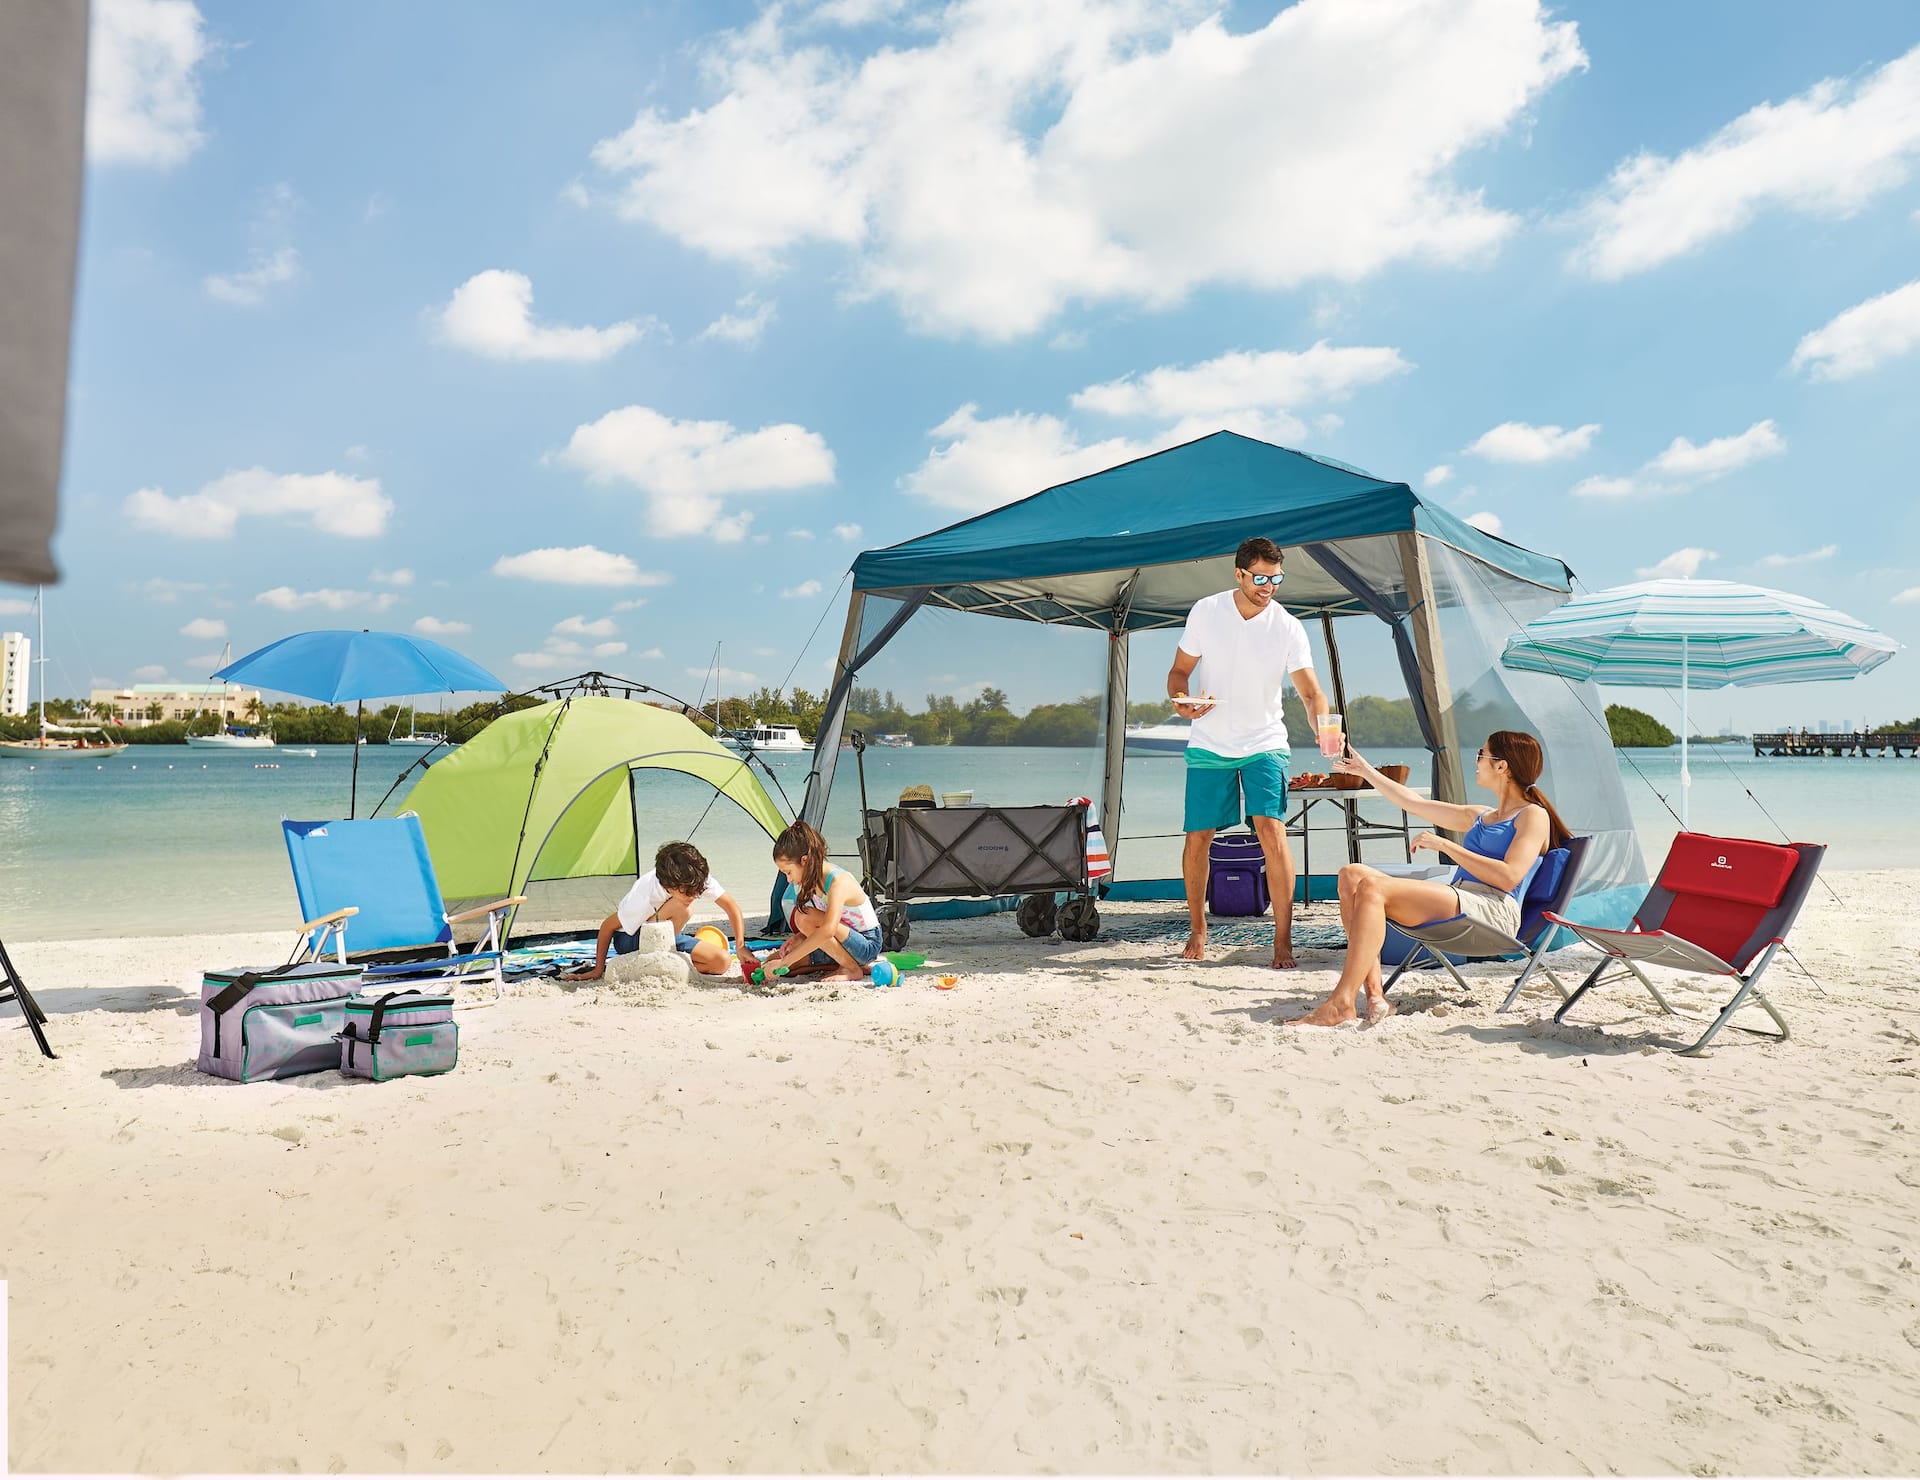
1099, 574, 1139, 879
1319, 611, 1357, 861
1396, 532, 1466, 815
349, 699, 363, 818
1680, 635, 1690, 831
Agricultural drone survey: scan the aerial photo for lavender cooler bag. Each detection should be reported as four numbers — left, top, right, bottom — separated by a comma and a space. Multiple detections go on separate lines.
198, 962, 364, 1082
1206, 831, 1270, 917
338, 988, 458, 1081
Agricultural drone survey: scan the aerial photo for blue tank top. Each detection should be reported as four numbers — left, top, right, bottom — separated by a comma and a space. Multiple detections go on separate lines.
1452, 811, 1541, 898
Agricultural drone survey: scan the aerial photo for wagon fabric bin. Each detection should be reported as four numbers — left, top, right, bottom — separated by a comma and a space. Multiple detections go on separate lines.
197, 961, 364, 1082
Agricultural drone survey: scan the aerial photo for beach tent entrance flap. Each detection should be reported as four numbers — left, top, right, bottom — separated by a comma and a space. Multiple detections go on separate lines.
404, 696, 787, 910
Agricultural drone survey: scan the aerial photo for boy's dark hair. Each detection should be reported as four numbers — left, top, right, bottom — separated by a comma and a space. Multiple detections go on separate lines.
1235, 536, 1283, 570
654, 841, 710, 895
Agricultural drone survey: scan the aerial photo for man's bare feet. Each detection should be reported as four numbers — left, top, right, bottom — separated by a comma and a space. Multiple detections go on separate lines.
1295, 996, 1358, 1027
1180, 929, 1208, 961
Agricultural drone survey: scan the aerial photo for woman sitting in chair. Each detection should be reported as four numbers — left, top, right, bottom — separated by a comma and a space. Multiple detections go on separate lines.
1297, 729, 1571, 1027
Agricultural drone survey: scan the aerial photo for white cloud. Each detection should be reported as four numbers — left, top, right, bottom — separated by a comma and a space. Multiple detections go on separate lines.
1757, 544, 1838, 568
590, 0, 1585, 339
184, 651, 228, 672
1893, 586, 1920, 605
492, 546, 670, 587
636, 647, 665, 660
511, 651, 570, 672
371, 567, 413, 586
0, 598, 35, 616
787, 528, 817, 541
179, 616, 226, 639
611, 598, 650, 612
810, 0, 910, 25
833, 523, 863, 541
1314, 412, 1343, 436
1463, 511, 1504, 537
126, 468, 392, 538
593, 641, 628, 658
344, 444, 371, 462
254, 587, 399, 613
1464, 420, 1600, 463
559, 180, 593, 209
1572, 420, 1785, 498
555, 615, 617, 638
134, 577, 209, 603
204, 247, 301, 307
436, 270, 655, 362
87, 0, 209, 168
690, 665, 758, 686
711, 512, 756, 544
1646, 420, 1785, 480
412, 616, 471, 636
1423, 464, 1454, 488
130, 663, 169, 681
697, 294, 778, 347
1072, 342, 1411, 420
1637, 547, 1718, 580
558, 404, 835, 537
1572, 44, 1920, 279
1790, 279, 1920, 381
903, 404, 1154, 512
783, 580, 824, 599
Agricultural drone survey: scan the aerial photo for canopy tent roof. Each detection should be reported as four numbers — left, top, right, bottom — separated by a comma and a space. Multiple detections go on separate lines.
405, 696, 787, 913
851, 432, 1573, 628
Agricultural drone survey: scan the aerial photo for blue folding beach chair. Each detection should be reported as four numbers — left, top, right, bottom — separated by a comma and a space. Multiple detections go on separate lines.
1382, 834, 1592, 1013
282, 816, 525, 1007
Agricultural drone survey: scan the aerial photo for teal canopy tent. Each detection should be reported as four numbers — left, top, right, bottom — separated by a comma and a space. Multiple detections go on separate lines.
795, 431, 1646, 925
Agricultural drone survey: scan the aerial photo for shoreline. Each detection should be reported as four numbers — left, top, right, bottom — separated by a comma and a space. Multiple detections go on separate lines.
5, 874, 1919, 1472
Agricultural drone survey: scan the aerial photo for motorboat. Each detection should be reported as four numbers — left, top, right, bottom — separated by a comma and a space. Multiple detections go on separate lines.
875, 733, 915, 748
723, 721, 811, 753
185, 726, 275, 750
388, 705, 449, 749
1123, 719, 1192, 757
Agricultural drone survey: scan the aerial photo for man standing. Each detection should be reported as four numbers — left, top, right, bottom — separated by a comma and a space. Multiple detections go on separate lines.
1168, 537, 1330, 968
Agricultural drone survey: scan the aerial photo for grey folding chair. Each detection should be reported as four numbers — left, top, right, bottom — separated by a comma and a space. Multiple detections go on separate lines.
1548, 832, 1824, 1056
1384, 835, 1592, 1012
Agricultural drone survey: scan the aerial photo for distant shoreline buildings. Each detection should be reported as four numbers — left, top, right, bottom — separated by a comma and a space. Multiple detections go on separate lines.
89, 682, 263, 724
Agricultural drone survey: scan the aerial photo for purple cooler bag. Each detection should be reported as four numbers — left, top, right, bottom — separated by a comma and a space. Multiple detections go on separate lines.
198, 961, 364, 1082
1206, 832, 1270, 917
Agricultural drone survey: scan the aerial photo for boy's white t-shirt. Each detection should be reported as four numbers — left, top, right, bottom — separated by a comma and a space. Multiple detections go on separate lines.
615, 869, 726, 934
1176, 589, 1314, 759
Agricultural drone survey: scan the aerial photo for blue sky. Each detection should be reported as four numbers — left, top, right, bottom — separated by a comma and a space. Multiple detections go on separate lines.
8, 0, 1920, 732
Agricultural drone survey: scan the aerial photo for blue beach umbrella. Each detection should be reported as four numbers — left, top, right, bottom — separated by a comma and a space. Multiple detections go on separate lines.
214, 629, 506, 816
1500, 579, 1900, 827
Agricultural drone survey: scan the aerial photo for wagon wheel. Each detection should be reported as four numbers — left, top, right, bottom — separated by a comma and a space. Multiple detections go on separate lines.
1057, 894, 1100, 941
879, 904, 911, 953
1017, 892, 1058, 937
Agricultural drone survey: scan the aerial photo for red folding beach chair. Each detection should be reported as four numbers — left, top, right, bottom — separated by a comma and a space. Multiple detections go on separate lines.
1547, 831, 1824, 1056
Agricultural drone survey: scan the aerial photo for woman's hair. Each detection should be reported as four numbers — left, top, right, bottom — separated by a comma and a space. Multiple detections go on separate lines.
773, 820, 829, 904
1484, 730, 1571, 850
653, 841, 710, 895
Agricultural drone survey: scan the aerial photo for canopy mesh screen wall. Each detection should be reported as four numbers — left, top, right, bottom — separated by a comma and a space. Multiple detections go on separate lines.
791, 433, 1645, 927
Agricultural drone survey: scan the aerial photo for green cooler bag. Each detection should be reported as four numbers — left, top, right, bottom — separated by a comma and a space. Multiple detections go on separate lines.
338, 988, 459, 1081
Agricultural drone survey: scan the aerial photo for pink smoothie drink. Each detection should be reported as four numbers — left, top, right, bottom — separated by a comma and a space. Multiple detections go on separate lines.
1317, 715, 1343, 757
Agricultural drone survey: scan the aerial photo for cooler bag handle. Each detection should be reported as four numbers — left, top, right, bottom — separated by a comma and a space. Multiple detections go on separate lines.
206, 963, 307, 1058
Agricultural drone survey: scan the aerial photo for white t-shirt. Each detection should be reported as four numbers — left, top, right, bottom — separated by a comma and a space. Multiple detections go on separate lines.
1176, 589, 1314, 759
615, 869, 726, 934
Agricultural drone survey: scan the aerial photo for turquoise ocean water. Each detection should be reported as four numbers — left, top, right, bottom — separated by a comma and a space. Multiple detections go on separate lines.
2, 741, 1914, 940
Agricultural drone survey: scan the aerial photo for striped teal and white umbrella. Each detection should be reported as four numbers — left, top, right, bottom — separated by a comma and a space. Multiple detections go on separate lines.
1501, 579, 1900, 825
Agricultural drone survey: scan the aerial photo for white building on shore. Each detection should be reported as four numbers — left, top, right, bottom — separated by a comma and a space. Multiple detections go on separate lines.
89, 682, 262, 724
2, 632, 29, 717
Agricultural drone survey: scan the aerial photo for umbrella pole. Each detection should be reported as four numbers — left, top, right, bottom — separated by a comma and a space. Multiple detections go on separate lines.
1680, 637, 1690, 831
350, 699, 363, 818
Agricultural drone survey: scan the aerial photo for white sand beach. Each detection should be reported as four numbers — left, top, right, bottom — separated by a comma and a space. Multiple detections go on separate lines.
4, 871, 1919, 1474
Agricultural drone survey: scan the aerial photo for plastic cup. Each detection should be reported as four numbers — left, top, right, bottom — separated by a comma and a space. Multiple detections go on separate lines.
1317, 713, 1344, 757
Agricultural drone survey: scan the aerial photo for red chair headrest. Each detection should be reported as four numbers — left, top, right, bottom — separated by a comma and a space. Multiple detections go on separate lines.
1657, 832, 1800, 909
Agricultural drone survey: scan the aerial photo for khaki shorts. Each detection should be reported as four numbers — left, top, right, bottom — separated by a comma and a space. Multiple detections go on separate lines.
1452, 880, 1522, 938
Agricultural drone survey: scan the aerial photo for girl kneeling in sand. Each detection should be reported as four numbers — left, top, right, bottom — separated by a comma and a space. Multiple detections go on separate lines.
761, 820, 885, 984
1297, 730, 1571, 1027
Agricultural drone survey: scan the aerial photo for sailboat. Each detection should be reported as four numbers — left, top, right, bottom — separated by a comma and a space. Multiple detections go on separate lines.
0, 589, 129, 759
184, 642, 275, 749
388, 701, 448, 750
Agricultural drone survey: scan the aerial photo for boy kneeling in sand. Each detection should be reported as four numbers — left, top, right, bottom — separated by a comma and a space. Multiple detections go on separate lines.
561, 841, 750, 981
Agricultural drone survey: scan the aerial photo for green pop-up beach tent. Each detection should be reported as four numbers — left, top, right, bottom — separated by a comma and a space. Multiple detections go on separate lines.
405, 695, 786, 931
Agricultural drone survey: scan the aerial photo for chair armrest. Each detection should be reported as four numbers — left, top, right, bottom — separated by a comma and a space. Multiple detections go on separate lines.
445, 896, 529, 923
298, 906, 360, 932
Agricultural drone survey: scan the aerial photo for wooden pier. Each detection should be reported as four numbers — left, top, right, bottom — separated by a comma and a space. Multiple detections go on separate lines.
1751, 731, 1920, 757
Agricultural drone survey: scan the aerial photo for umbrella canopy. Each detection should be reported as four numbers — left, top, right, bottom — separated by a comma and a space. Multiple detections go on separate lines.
403, 696, 787, 929
213, 629, 507, 817
1501, 578, 1900, 826
212, 629, 504, 704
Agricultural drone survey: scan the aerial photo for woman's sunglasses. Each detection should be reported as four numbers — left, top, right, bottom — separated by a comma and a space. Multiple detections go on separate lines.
1241, 571, 1284, 587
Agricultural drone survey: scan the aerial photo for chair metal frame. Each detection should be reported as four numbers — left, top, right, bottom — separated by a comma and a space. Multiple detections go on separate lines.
1547, 837, 1824, 1056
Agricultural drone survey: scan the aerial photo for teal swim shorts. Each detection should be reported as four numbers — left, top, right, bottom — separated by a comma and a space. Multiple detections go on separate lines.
1183, 748, 1291, 832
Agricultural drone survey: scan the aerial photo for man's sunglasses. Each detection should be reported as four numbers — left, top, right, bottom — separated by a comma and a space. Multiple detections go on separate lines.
1241, 572, 1284, 588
